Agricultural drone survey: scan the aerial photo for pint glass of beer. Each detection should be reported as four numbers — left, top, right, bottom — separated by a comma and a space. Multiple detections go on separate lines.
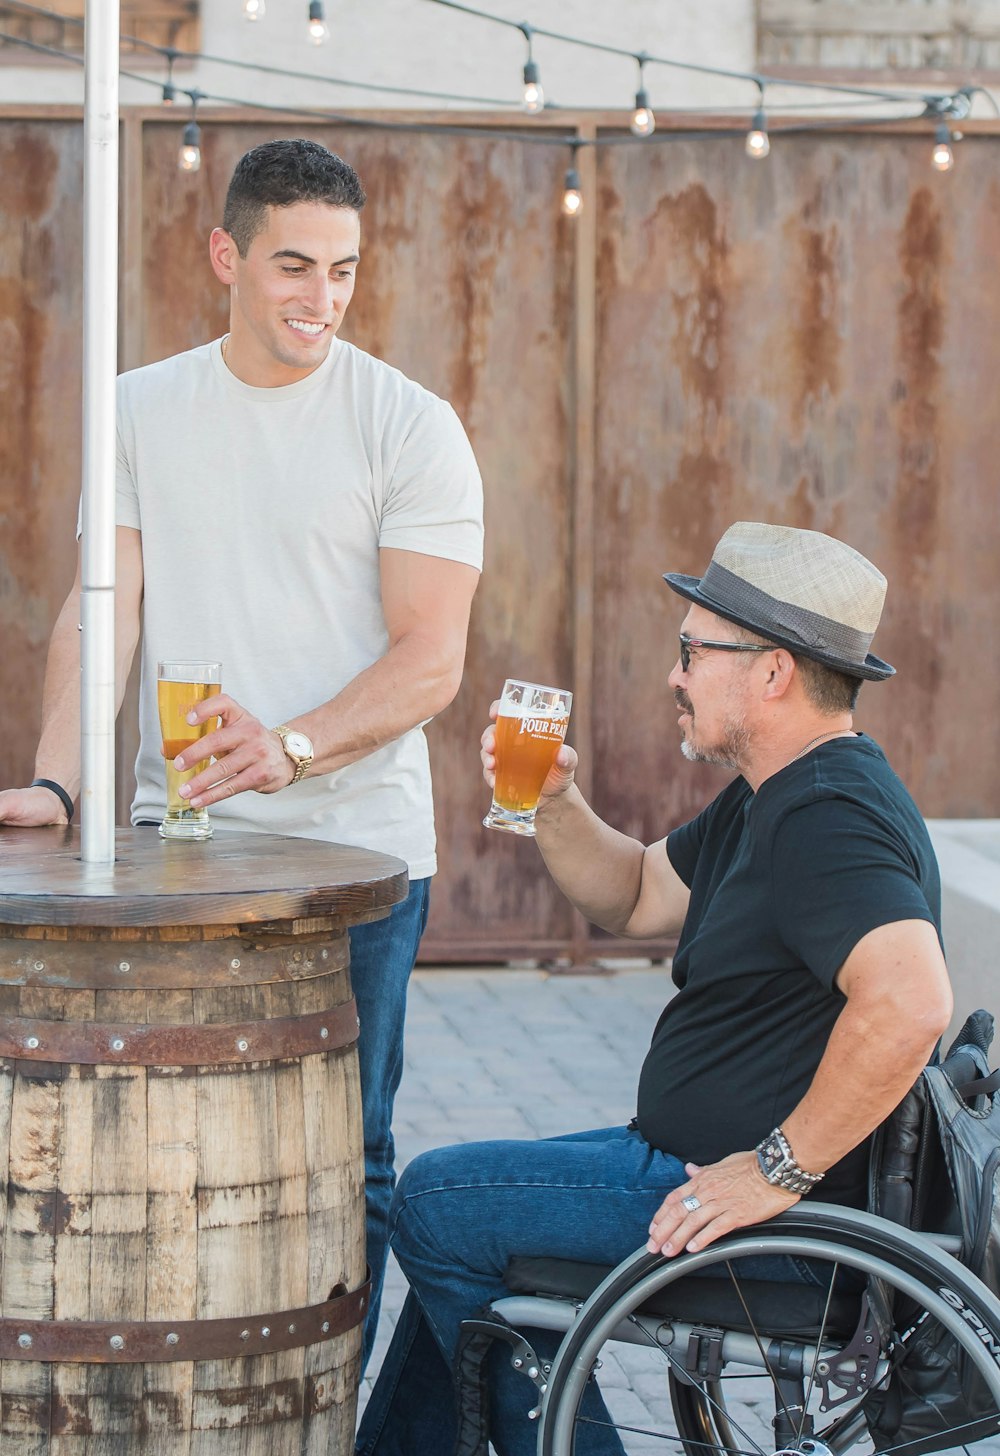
483, 679, 572, 836
157, 660, 222, 841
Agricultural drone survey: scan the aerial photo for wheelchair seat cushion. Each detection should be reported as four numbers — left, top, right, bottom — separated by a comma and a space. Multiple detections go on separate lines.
504, 1255, 861, 1339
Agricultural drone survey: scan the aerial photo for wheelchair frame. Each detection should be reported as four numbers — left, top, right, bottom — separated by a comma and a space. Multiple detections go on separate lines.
474, 1204, 1000, 1456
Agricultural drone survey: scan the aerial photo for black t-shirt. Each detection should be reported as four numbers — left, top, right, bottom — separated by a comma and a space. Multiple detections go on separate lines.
635, 735, 941, 1207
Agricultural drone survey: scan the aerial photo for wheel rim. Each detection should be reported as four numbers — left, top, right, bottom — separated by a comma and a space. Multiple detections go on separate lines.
539, 1213, 1000, 1456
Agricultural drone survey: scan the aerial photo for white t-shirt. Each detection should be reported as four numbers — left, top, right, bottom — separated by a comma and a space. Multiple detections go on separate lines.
114, 337, 484, 877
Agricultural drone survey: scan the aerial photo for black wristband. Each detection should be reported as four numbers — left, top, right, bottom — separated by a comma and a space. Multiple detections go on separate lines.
31, 778, 75, 824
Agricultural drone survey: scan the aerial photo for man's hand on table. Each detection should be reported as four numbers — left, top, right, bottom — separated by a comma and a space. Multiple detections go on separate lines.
647, 1151, 801, 1256
175, 694, 296, 807
0, 785, 71, 826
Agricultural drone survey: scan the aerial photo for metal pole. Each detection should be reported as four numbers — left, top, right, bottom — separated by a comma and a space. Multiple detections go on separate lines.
80, 0, 120, 864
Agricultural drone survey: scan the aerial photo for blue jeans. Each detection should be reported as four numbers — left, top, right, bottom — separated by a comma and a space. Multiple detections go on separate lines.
356, 1124, 825, 1456
350, 876, 431, 1373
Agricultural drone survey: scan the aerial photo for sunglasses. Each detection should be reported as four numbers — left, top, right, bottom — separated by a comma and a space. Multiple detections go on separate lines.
678, 632, 774, 673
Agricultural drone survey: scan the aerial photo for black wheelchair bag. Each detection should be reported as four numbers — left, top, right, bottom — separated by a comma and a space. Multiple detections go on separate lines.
865, 1008, 1000, 1454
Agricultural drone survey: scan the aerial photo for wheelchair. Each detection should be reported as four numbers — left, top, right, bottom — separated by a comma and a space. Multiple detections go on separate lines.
458, 1015, 1000, 1455
480, 1203, 1000, 1455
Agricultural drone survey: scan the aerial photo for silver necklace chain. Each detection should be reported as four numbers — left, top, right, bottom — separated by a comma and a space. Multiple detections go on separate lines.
790, 728, 854, 764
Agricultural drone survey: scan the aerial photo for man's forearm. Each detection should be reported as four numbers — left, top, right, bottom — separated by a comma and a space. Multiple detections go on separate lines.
783, 982, 949, 1175
33, 595, 84, 797
292, 631, 464, 775
34, 576, 142, 800
532, 785, 647, 935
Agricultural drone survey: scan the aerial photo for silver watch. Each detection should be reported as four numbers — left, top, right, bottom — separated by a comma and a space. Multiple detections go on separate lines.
755, 1126, 824, 1196
272, 724, 314, 786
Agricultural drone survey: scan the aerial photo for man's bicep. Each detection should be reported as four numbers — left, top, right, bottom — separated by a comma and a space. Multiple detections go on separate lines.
624, 836, 690, 939
53, 524, 139, 631
117, 526, 144, 613
115, 529, 144, 631
114, 527, 143, 694
836, 919, 952, 1032
380, 548, 480, 683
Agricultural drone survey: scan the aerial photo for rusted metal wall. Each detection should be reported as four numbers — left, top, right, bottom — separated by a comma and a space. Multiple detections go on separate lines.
0, 119, 84, 790
590, 131, 1000, 856
2, 112, 998, 963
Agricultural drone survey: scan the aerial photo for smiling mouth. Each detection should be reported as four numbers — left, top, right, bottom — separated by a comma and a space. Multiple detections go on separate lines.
285, 319, 327, 337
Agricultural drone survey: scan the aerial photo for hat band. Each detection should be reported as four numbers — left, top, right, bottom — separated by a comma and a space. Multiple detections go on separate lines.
700, 562, 875, 664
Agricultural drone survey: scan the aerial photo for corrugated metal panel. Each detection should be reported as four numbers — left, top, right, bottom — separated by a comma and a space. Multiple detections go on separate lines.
0, 120, 84, 788
591, 131, 1000, 842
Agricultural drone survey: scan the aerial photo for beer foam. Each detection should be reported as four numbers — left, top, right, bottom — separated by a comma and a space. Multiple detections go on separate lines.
499, 703, 567, 720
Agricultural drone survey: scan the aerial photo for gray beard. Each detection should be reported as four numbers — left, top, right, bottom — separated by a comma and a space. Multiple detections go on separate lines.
680, 716, 751, 771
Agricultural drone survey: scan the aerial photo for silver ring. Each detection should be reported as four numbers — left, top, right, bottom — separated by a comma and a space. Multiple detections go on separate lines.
681, 1194, 702, 1213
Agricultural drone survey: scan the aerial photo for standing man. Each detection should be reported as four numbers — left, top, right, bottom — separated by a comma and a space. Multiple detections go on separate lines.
356, 523, 951, 1455
0, 138, 484, 1366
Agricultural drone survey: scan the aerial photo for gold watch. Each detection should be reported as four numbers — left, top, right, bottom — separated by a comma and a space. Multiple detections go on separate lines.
272, 724, 314, 786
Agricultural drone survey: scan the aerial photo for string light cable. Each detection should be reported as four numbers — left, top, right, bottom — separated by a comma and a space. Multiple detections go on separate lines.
414, 0, 951, 107
0, 0, 524, 109
0, 0, 976, 121
0, 30, 953, 139
0, 16, 985, 183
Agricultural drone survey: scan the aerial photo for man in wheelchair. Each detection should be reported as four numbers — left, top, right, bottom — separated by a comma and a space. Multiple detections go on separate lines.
356, 523, 954, 1456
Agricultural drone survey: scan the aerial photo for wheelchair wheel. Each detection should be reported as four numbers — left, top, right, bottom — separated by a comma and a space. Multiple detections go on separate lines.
539, 1204, 1000, 1456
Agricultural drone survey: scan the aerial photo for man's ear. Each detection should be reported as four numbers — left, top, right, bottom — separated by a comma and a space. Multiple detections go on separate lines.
209, 227, 239, 286
761, 648, 797, 703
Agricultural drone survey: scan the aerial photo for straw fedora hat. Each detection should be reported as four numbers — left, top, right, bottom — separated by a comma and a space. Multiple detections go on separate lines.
664, 522, 894, 681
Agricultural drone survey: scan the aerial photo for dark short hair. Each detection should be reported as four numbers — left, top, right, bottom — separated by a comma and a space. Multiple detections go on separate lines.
223, 138, 366, 257
731, 624, 862, 712
791, 653, 862, 712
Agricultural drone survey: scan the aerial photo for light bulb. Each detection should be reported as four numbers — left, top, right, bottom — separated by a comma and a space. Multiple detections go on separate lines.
179, 121, 201, 173
932, 124, 954, 172
746, 108, 770, 159
162, 82, 176, 106
630, 88, 655, 138
522, 60, 544, 114
308, 0, 328, 44
562, 168, 582, 217
243, 0, 265, 17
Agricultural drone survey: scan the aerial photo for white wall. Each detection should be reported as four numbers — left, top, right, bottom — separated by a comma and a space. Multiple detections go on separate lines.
0, 0, 962, 117
927, 823, 1000, 1049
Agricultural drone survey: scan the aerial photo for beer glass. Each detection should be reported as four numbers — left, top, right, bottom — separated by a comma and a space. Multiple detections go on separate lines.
157, 660, 222, 841
483, 678, 572, 836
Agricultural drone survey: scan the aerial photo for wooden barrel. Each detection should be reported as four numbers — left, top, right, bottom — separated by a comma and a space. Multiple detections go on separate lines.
0, 827, 408, 1453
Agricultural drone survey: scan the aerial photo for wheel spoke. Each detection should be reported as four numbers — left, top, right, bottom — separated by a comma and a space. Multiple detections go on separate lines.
623, 1311, 768, 1456
723, 1259, 798, 1438
574, 1413, 763, 1453
796, 1262, 841, 1444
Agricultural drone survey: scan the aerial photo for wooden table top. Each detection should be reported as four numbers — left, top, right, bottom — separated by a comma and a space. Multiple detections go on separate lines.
0, 827, 409, 927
